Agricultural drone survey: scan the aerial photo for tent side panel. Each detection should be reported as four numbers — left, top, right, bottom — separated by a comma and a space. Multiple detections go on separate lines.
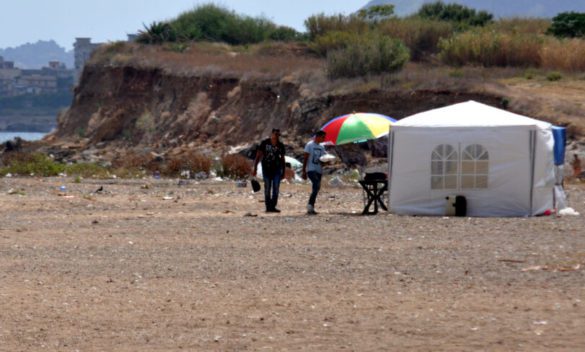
391, 126, 536, 217
531, 127, 555, 215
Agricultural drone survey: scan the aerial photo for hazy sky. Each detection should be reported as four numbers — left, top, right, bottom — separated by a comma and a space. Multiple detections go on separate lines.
0, 0, 367, 50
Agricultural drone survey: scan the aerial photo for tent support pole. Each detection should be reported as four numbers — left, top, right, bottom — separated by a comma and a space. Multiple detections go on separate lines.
388, 130, 395, 212
529, 130, 537, 216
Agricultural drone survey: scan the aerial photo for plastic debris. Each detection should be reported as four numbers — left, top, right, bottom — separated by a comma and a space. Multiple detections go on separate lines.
7, 188, 25, 196
558, 207, 580, 216
194, 172, 208, 180
329, 176, 344, 188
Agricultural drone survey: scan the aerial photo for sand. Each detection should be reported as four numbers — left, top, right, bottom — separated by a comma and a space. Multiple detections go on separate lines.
1, 177, 584, 351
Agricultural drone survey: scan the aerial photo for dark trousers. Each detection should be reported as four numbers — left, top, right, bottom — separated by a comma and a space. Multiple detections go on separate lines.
263, 172, 282, 210
307, 171, 322, 206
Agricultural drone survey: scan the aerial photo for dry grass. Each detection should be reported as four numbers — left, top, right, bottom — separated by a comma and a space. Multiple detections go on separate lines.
220, 154, 251, 179
111, 150, 159, 172
165, 152, 212, 176
489, 18, 551, 35
91, 42, 324, 79
439, 29, 543, 67
541, 38, 585, 72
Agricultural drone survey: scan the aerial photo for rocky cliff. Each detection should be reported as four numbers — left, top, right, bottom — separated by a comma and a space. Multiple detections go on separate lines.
39, 42, 584, 167
44, 44, 511, 162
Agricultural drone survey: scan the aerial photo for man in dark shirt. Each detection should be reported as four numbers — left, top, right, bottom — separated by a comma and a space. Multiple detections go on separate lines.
253, 128, 286, 213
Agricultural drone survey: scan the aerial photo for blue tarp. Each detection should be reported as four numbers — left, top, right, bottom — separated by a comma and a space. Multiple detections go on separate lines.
552, 126, 567, 166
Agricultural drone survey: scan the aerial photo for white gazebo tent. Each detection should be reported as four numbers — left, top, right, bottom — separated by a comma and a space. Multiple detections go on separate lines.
388, 101, 556, 217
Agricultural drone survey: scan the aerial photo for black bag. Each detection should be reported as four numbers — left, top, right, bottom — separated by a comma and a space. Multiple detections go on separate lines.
251, 179, 261, 193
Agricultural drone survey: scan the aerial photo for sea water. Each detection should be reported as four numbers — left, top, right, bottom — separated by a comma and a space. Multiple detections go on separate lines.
0, 132, 46, 143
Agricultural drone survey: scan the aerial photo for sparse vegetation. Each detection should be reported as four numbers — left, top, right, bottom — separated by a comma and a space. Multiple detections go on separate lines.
0, 152, 134, 178
165, 152, 212, 177
0, 153, 64, 177
127, 2, 585, 78
220, 154, 251, 179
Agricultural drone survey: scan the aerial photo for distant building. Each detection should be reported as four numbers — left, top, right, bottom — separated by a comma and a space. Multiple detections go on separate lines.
48, 61, 66, 70
0, 56, 15, 69
16, 74, 58, 95
0, 58, 73, 97
0, 56, 21, 96
74, 38, 102, 83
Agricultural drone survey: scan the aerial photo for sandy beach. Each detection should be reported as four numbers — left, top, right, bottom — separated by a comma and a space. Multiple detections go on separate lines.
1, 177, 584, 351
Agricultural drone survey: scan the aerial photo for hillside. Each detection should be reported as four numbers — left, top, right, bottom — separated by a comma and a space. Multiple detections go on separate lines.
0, 40, 73, 69
364, 0, 585, 18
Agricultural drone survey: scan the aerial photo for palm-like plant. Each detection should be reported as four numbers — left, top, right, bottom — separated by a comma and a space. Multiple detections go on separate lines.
137, 22, 177, 44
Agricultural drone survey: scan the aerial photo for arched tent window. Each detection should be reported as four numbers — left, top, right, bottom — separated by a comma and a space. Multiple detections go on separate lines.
431, 144, 458, 190
461, 144, 489, 189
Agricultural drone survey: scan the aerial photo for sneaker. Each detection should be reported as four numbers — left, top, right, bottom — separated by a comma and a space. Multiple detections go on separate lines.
307, 204, 317, 215
266, 208, 281, 213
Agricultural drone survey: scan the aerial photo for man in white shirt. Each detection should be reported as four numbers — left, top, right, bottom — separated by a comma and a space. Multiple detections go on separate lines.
302, 130, 326, 215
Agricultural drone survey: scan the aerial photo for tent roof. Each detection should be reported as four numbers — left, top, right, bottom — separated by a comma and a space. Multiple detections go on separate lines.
396, 101, 551, 129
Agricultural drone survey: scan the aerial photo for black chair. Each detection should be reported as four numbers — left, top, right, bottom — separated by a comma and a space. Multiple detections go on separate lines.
359, 173, 388, 215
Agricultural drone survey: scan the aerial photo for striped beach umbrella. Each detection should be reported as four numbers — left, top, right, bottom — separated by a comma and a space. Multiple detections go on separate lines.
321, 113, 397, 145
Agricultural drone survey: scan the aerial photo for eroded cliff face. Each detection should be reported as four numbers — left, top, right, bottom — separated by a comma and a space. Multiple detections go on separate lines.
52, 63, 504, 156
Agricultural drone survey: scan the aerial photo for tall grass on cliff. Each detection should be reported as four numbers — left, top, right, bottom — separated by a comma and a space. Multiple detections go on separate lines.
541, 38, 585, 71
304, 13, 370, 41
416, 1, 493, 29
378, 18, 455, 61
137, 4, 302, 45
438, 28, 543, 67
326, 32, 410, 79
439, 23, 585, 71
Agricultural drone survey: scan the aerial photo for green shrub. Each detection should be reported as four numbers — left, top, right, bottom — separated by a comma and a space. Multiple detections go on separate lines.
311, 31, 359, 57
547, 12, 585, 38
0, 153, 64, 177
357, 4, 396, 23
546, 71, 563, 81
64, 163, 110, 178
327, 32, 410, 79
417, 1, 493, 28
137, 4, 298, 46
171, 4, 236, 42
268, 26, 304, 42
439, 29, 543, 67
378, 18, 455, 61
